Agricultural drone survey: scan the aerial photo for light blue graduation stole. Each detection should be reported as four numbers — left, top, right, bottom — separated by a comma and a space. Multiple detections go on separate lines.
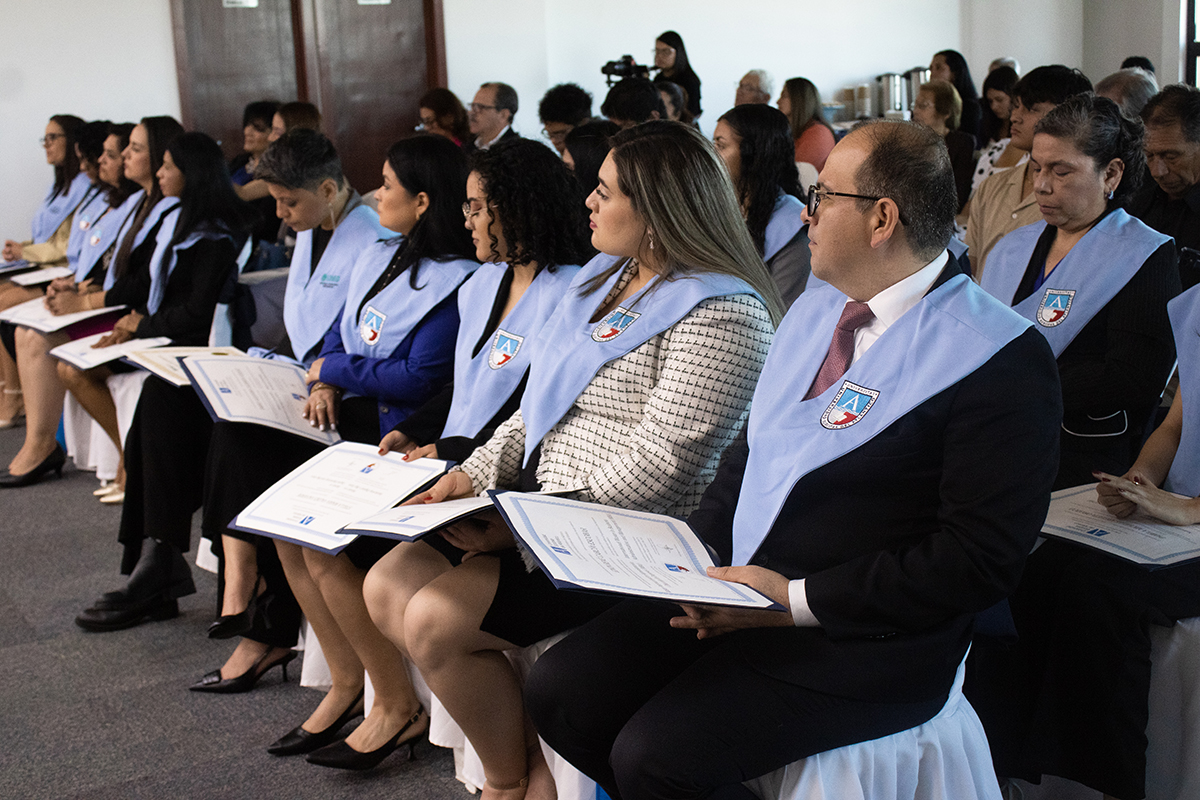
1166, 284, 1200, 496
31, 172, 91, 243
441, 262, 581, 439
65, 185, 107, 270
731, 268, 1031, 565
74, 190, 143, 282
980, 211, 1170, 357
521, 253, 763, 465
103, 195, 178, 291
337, 241, 476, 358
283, 200, 389, 362
764, 193, 805, 261
146, 212, 234, 315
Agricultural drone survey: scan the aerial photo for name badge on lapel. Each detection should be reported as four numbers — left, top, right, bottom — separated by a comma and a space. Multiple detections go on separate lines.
89, 228, 103, 247
78, 215, 92, 231
360, 306, 387, 346
591, 307, 641, 342
820, 381, 880, 430
489, 330, 523, 369
1037, 289, 1075, 327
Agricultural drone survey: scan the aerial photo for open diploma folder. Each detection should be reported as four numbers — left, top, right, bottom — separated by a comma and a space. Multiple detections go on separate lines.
0, 296, 126, 333
50, 333, 171, 370
1042, 483, 1200, 568
231, 442, 451, 554
125, 346, 244, 387
491, 492, 784, 610
182, 354, 337, 445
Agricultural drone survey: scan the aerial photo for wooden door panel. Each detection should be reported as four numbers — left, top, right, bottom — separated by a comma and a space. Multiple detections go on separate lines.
170, 0, 299, 162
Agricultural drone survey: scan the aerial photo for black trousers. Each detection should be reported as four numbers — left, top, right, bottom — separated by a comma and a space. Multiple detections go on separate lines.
118, 376, 213, 572
966, 540, 1200, 800
525, 600, 946, 800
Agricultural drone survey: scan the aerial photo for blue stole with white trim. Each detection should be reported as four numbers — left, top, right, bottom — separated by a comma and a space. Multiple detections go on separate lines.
731, 269, 1031, 565
75, 191, 143, 282
31, 172, 91, 243
980, 211, 1170, 357
146, 212, 234, 315
65, 185, 106, 269
284, 201, 389, 363
1166, 284, 1200, 496
442, 262, 581, 439
521, 253, 763, 466
337, 241, 476, 359
764, 192, 805, 261
103, 195, 178, 291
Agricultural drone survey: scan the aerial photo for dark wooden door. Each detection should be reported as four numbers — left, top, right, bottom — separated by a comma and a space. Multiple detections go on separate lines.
169, 0, 300, 162
171, 0, 446, 192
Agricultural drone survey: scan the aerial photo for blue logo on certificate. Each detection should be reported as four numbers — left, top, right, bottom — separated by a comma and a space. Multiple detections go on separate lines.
300, 516, 315, 525
665, 564, 690, 573
1037, 289, 1075, 327
489, 330, 524, 369
820, 381, 880, 430
360, 463, 376, 474
360, 306, 387, 346
551, 546, 572, 555
291, 393, 305, 402
219, 387, 232, 394
591, 307, 641, 342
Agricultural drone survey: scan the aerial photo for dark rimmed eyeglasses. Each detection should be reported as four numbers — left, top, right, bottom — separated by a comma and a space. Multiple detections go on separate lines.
806, 185, 884, 217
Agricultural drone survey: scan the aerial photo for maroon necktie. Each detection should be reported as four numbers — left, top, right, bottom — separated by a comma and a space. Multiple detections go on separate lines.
804, 301, 876, 400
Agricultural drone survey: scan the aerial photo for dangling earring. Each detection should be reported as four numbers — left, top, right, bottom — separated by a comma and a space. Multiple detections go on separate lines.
1107, 189, 1114, 200
647, 229, 655, 251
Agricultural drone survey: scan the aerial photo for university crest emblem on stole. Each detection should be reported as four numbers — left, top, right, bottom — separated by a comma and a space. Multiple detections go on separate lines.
359, 306, 387, 345
591, 307, 641, 342
489, 330, 524, 369
1037, 289, 1075, 327
820, 381, 880, 430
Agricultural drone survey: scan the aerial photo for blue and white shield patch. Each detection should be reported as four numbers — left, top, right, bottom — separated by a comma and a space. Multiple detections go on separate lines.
359, 306, 386, 346
820, 381, 880, 430
1037, 289, 1075, 327
591, 307, 641, 342
489, 329, 524, 369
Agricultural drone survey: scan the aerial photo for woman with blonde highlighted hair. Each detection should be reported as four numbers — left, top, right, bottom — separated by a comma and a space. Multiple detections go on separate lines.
364, 121, 779, 799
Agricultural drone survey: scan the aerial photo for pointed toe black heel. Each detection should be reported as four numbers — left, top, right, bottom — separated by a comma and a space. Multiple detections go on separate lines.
0, 445, 65, 488
305, 706, 428, 771
268, 687, 366, 756
190, 648, 298, 694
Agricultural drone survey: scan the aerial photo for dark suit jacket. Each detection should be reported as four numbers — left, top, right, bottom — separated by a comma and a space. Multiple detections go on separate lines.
462, 127, 521, 155
687, 266, 1063, 705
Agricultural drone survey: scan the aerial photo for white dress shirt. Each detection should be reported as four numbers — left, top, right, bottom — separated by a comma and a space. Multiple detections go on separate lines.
474, 125, 512, 151
787, 250, 950, 626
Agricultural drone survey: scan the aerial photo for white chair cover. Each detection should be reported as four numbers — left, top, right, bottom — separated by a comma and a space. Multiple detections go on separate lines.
1146, 616, 1200, 800
744, 653, 1002, 800
62, 371, 147, 480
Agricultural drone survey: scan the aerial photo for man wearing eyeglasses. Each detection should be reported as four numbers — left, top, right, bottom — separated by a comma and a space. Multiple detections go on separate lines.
526, 120, 1062, 800
466, 82, 520, 153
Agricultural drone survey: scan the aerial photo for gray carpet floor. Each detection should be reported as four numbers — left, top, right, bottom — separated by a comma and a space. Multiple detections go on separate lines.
0, 424, 469, 799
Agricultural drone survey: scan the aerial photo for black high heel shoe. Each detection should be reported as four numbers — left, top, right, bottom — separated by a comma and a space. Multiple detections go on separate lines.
190, 648, 298, 694
268, 687, 366, 756
305, 705, 428, 771
0, 445, 65, 488
207, 576, 263, 639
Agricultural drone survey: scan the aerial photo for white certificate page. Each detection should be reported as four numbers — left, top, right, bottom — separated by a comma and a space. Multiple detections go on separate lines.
492, 493, 780, 609
50, 333, 171, 371
183, 354, 336, 445
1042, 484, 1200, 567
340, 496, 497, 541
233, 442, 450, 553
0, 296, 127, 333
127, 346, 244, 387
10, 266, 73, 286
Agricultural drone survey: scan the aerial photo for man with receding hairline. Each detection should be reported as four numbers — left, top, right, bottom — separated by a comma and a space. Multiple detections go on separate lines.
526, 121, 1062, 800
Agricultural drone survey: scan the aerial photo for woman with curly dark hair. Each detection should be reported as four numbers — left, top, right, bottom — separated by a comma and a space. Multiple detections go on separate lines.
364, 121, 779, 798
419, 87, 471, 146
714, 104, 811, 307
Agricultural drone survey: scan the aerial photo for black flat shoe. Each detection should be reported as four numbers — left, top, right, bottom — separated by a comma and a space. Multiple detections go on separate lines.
75, 596, 179, 632
306, 706, 428, 771
83, 539, 196, 615
190, 648, 298, 694
268, 687, 366, 756
0, 445, 65, 488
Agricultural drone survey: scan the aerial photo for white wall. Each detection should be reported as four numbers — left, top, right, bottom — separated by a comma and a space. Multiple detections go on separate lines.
4, 0, 1180, 235
0, 0, 180, 242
